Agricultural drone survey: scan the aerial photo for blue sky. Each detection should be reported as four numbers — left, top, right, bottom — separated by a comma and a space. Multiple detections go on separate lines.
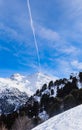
0, 0, 82, 78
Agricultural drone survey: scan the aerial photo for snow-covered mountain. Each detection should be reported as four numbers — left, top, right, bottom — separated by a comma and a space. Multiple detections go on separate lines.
0, 72, 57, 96
0, 88, 28, 114
32, 104, 82, 130
0, 72, 57, 114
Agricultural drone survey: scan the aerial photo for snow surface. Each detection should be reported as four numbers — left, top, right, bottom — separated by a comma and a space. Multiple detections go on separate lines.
0, 72, 57, 96
32, 105, 82, 130
39, 110, 49, 121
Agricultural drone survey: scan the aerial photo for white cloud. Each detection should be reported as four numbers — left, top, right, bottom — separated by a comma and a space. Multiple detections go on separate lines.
59, 45, 80, 55
71, 60, 82, 70
58, 60, 73, 74
41, 59, 75, 78
36, 25, 60, 42
35, 24, 80, 57
0, 45, 10, 52
0, 0, 30, 41
0, 22, 30, 47
0, 23, 19, 40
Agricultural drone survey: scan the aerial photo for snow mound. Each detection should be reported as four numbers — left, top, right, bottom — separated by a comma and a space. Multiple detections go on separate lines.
32, 105, 82, 130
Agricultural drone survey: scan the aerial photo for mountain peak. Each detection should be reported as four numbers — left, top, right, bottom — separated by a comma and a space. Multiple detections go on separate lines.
10, 73, 25, 81
0, 72, 57, 97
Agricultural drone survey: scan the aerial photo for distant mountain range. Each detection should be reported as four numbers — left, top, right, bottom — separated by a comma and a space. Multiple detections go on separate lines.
0, 72, 57, 114
0, 72, 57, 96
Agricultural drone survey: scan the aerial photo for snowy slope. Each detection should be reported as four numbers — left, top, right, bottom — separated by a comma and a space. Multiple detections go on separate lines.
0, 72, 57, 96
32, 105, 82, 130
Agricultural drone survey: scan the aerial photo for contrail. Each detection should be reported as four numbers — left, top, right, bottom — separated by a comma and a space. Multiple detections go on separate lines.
27, 0, 41, 72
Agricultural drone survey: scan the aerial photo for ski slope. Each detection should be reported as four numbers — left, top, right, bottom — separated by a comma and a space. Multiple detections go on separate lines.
32, 105, 82, 130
